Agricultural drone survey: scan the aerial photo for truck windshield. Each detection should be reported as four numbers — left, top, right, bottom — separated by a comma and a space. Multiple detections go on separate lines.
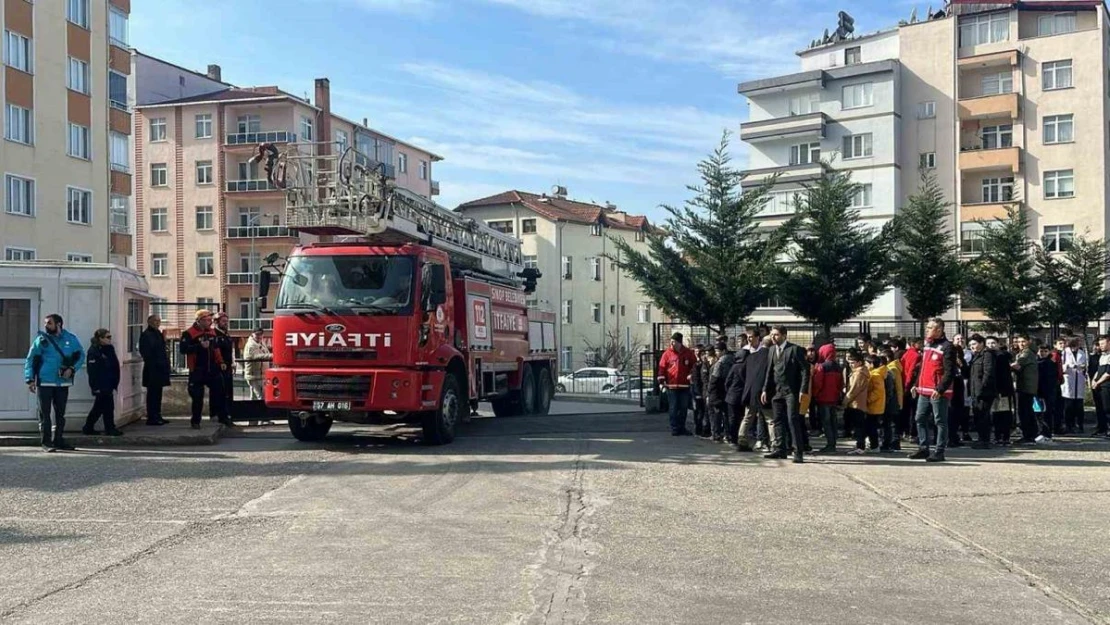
276, 255, 414, 313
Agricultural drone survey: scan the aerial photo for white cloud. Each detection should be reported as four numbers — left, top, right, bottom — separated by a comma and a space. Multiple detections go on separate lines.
331, 0, 436, 14
400, 62, 582, 106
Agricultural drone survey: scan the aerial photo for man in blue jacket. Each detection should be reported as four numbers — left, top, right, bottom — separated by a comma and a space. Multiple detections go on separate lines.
24, 314, 85, 452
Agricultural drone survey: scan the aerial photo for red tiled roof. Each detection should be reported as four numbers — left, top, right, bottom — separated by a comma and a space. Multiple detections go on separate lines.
457, 190, 652, 230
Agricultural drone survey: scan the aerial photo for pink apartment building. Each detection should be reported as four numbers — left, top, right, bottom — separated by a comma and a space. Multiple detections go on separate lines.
132, 58, 441, 338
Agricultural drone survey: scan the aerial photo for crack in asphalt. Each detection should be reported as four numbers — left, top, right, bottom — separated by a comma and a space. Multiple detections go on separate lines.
825, 465, 1110, 625
897, 488, 1110, 502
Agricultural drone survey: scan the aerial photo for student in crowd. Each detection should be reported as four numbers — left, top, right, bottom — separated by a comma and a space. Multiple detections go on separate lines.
1011, 335, 1039, 445
968, 334, 997, 449
1061, 336, 1088, 434
691, 344, 709, 438
987, 336, 1015, 446
1036, 342, 1059, 443
811, 343, 843, 454
842, 350, 869, 456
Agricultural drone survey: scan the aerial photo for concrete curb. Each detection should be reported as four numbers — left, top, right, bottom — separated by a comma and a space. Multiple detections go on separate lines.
554, 393, 643, 406
0, 422, 224, 447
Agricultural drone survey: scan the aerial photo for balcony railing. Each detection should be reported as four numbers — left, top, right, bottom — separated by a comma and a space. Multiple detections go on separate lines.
228, 272, 258, 285
229, 318, 273, 331
226, 225, 295, 238
109, 100, 130, 113
740, 112, 827, 144
226, 179, 281, 192
111, 162, 131, 174
741, 162, 828, 189
226, 131, 296, 145
958, 92, 1019, 121
958, 146, 1021, 173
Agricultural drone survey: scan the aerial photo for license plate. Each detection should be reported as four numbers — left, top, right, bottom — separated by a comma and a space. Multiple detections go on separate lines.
312, 401, 351, 411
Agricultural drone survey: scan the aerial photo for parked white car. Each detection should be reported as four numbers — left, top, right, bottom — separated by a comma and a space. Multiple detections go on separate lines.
602, 378, 652, 395
556, 368, 626, 394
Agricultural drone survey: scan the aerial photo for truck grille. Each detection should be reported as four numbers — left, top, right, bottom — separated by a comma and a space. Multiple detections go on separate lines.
295, 374, 372, 400
295, 350, 378, 362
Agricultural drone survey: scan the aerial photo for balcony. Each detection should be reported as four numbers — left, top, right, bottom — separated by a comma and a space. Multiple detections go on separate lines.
227, 272, 258, 285
741, 162, 828, 189
430, 180, 440, 196
226, 225, 296, 239
229, 318, 273, 331
740, 112, 826, 144
959, 146, 1020, 173
960, 200, 1019, 223
225, 131, 296, 146
958, 93, 1019, 121
109, 232, 132, 256
226, 179, 282, 193
957, 49, 1019, 68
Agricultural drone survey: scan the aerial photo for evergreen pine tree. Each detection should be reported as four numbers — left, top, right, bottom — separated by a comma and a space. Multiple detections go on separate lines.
963, 205, 1040, 334
1036, 233, 1110, 335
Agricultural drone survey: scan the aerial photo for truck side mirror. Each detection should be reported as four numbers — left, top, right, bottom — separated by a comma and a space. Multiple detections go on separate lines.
259, 270, 272, 297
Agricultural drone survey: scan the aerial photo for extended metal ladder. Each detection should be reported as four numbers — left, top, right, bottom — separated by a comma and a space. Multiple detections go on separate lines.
253, 141, 523, 278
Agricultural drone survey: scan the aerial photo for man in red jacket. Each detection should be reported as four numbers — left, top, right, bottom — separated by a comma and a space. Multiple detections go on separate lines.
909, 318, 959, 462
895, 336, 920, 442
658, 332, 696, 436
811, 343, 843, 453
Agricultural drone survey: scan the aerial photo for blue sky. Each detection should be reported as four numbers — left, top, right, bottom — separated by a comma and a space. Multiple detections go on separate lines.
132, 0, 913, 222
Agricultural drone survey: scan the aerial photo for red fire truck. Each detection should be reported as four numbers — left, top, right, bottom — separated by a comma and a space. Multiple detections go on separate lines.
255, 143, 557, 444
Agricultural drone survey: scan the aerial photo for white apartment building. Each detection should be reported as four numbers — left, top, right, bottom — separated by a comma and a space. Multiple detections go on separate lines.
456, 190, 657, 373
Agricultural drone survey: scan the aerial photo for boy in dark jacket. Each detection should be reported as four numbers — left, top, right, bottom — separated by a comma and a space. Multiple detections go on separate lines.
724, 351, 747, 449
83, 329, 122, 436
1036, 343, 1059, 441
691, 345, 708, 437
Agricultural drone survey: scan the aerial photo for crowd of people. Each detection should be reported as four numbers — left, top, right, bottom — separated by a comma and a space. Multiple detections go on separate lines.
658, 318, 1110, 464
24, 309, 272, 452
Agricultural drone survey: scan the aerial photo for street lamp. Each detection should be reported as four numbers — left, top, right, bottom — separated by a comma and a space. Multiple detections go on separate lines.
249, 211, 261, 327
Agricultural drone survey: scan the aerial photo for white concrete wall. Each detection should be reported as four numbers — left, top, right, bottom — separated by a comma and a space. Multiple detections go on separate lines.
799, 30, 900, 71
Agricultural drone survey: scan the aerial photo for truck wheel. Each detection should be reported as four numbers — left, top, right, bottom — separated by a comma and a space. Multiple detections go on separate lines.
519, 365, 537, 415
490, 396, 520, 418
289, 413, 332, 442
535, 367, 553, 416
423, 375, 461, 445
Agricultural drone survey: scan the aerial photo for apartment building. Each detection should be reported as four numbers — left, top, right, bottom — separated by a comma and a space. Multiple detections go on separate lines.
456, 189, 656, 373
1, 0, 134, 264
132, 59, 442, 336
737, 0, 1110, 322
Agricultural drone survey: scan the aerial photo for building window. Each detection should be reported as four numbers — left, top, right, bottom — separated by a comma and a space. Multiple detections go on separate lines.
789, 142, 820, 166
150, 118, 167, 142
487, 220, 513, 234
4, 103, 32, 144
5, 175, 34, 217
560, 346, 573, 372
1043, 225, 1075, 252
196, 160, 213, 185
419, 160, 428, 180
5, 247, 35, 261
150, 163, 168, 187
920, 152, 936, 169
981, 176, 1014, 203
109, 70, 128, 110
1043, 114, 1074, 144
67, 0, 89, 28
521, 218, 537, 234
917, 101, 936, 119
110, 195, 129, 234
1042, 60, 1074, 91
238, 206, 261, 227
66, 187, 92, 225
67, 253, 93, 263
1044, 169, 1075, 199
841, 83, 873, 109
238, 161, 259, 180
67, 124, 90, 159
1038, 12, 1076, 37
981, 124, 1013, 149
842, 133, 873, 159
523, 255, 538, 269
110, 132, 129, 172
590, 257, 602, 281
844, 46, 861, 66
4, 30, 32, 73
959, 12, 1008, 47
151, 207, 168, 232
66, 57, 89, 94
195, 206, 213, 231
196, 252, 215, 277
637, 304, 651, 324
590, 223, 602, 236
982, 71, 1013, 95
195, 114, 212, 139
635, 230, 646, 242
237, 115, 261, 133
239, 252, 260, 273
398, 153, 408, 174
788, 92, 820, 116
109, 7, 129, 45
152, 253, 168, 276
300, 115, 314, 141
335, 129, 348, 153
591, 303, 601, 323
960, 222, 986, 254
561, 300, 572, 324
620, 304, 626, 316
850, 184, 873, 209
561, 256, 572, 279
126, 299, 143, 354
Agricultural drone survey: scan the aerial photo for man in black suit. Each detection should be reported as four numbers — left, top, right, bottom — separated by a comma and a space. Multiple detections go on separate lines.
762, 325, 811, 463
737, 335, 772, 450
968, 334, 997, 448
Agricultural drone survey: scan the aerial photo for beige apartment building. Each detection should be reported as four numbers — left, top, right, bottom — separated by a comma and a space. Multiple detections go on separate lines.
133, 63, 441, 336
457, 190, 657, 373
2, 0, 133, 264
738, 0, 1110, 322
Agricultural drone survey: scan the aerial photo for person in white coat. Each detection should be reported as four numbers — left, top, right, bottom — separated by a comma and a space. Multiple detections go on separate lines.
242, 329, 271, 400
1061, 337, 1087, 433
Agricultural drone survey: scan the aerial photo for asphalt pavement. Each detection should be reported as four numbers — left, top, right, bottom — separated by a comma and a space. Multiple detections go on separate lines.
1, 402, 1108, 624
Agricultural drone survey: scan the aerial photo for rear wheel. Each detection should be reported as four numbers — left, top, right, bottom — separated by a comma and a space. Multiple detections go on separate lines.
519, 365, 537, 415
491, 395, 520, 417
534, 367, 553, 416
422, 375, 461, 445
289, 413, 333, 442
